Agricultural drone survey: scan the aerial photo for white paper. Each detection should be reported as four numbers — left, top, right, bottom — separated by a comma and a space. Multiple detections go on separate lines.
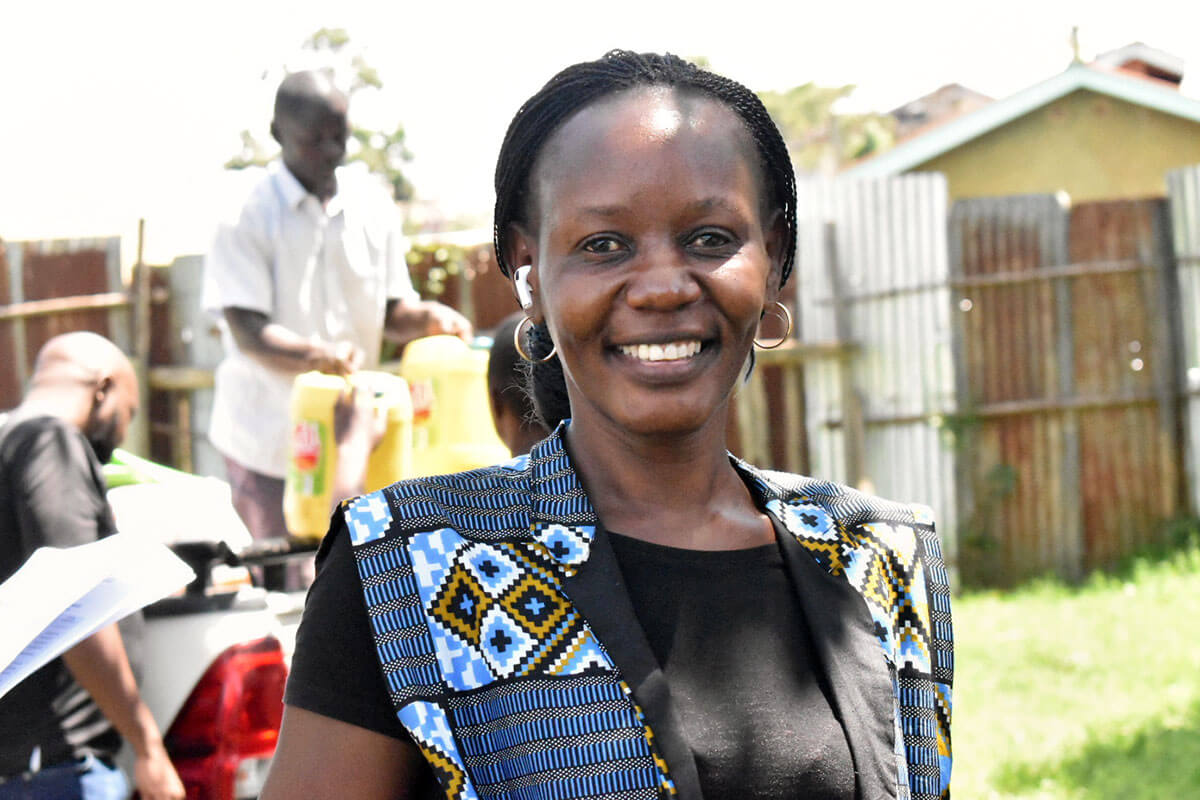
0, 533, 195, 699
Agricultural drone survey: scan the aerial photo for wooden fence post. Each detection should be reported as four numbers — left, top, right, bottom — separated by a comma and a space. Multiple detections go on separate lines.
824, 222, 866, 488
126, 219, 152, 456
1145, 209, 1191, 519
1049, 201, 1083, 582
6, 243, 29, 392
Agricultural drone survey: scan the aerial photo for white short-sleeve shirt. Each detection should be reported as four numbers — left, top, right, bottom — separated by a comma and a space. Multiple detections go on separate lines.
202, 162, 418, 478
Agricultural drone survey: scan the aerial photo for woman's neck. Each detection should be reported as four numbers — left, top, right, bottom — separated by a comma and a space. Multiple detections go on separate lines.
563, 414, 773, 551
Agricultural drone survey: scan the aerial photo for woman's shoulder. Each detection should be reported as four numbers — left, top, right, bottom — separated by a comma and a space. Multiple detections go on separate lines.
736, 459, 937, 531
339, 456, 536, 547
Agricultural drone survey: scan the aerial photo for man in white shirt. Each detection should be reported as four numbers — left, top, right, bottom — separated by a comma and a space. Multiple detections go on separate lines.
202, 71, 470, 587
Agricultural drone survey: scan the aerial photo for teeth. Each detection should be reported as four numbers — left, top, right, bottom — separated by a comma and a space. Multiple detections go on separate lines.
619, 340, 702, 362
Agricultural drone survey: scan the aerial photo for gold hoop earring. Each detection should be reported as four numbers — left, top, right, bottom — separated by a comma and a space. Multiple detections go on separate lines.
753, 301, 792, 349
514, 316, 558, 363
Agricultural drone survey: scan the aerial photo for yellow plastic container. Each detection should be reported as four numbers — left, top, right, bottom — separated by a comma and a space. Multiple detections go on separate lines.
400, 335, 510, 477
283, 370, 414, 541
284, 372, 343, 541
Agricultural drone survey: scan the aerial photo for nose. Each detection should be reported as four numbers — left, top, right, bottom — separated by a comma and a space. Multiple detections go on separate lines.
322, 135, 346, 163
624, 241, 702, 311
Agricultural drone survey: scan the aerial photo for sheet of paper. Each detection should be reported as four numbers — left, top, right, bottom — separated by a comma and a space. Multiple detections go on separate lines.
0, 533, 194, 699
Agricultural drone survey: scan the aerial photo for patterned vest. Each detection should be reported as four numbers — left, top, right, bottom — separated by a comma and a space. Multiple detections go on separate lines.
342, 426, 953, 800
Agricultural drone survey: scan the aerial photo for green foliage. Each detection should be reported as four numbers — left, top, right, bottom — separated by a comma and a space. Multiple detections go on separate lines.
304, 27, 350, 53
224, 129, 275, 171
405, 241, 468, 299
757, 83, 895, 174
348, 125, 412, 201
954, 540, 1200, 797
225, 28, 414, 201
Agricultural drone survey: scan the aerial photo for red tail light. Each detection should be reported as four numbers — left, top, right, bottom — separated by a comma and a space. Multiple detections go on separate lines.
163, 636, 287, 800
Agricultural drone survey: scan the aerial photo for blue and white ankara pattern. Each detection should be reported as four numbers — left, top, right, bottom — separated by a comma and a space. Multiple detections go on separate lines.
398, 701, 477, 799
355, 532, 442, 701
346, 492, 391, 546
532, 523, 593, 573
445, 675, 661, 800
343, 427, 949, 800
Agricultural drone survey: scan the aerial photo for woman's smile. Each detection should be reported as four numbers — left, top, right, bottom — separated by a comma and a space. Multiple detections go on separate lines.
616, 339, 704, 363
607, 336, 717, 388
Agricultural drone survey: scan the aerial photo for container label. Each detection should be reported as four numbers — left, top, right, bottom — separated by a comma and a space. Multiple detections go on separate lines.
289, 420, 325, 495
410, 379, 435, 423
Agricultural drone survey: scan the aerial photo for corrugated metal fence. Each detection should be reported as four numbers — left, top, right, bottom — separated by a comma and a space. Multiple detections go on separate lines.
11, 171, 1200, 586
791, 175, 959, 565
0, 237, 126, 409
948, 196, 1186, 583
1167, 165, 1200, 519
770, 176, 1195, 585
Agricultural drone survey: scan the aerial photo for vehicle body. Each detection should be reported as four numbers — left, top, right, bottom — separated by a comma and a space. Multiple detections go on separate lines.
105, 453, 310, 800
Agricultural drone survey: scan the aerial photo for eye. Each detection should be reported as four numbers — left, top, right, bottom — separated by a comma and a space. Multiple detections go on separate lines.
687, 229, 735, 250
581, 235, 626, 254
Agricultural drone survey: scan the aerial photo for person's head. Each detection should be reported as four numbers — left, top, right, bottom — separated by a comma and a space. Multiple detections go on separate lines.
270, 70, 349, 201
23, 332, 139, 463
493, 51, 796, 437
487, 312, 551, 455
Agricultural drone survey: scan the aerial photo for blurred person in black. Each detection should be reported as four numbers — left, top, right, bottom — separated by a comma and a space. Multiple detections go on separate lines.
0, 332, 184, 800
486, 312, 551, 456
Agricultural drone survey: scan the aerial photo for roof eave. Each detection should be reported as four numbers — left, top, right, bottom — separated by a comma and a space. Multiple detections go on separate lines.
844, 64, 1200, 178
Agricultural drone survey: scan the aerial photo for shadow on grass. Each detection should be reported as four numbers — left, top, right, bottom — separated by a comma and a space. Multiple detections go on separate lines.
994, 700, 1200, 799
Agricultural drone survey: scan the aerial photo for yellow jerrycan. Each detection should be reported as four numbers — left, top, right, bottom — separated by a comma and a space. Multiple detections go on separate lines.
283, 370, 414, 541
399, 335, 510, 477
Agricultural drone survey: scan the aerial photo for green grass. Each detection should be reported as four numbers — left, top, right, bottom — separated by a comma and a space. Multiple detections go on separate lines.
953, 544, 1200, 798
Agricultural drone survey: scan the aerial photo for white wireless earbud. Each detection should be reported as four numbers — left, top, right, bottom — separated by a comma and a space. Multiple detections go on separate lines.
515, 265, 534, 310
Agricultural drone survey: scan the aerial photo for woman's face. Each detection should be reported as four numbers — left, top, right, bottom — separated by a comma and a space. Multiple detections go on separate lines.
516, 87, 784, 439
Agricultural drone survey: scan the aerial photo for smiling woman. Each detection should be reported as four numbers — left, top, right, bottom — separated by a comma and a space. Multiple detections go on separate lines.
262, 51, 953, 800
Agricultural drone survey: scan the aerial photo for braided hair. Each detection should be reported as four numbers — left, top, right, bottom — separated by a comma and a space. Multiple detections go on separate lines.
493, 50, 797, 429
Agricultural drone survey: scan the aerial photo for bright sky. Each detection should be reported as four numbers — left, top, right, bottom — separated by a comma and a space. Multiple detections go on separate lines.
4, 0, 1199, 267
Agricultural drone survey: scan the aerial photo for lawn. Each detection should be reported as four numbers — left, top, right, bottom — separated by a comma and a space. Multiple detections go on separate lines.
952, 542, 1200, 798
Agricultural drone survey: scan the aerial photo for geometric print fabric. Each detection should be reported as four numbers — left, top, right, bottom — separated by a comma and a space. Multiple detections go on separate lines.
445, 674, 661, 800
767, 492, 953, 800
413, 530, 613, 688
348, 428, 952, 800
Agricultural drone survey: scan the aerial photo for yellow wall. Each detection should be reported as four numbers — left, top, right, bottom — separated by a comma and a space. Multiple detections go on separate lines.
914, 90, 1200, 202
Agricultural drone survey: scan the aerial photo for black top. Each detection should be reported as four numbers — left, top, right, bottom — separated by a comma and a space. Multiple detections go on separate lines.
288, 520, 854, 799
0, 414, 144, 776
607, 531, 855, 800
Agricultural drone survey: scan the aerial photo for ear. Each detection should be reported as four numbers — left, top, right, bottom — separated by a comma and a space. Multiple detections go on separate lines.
269, 118, 282, 146
92, 374, 113, 407
505, 223, 543, 322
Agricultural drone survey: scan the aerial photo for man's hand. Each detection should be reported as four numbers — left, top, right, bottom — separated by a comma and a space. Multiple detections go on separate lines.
133, 744, 186, 800
331, 385, 387, 508
61, 625, 185, 800
384, 298, 473, 346
333, 385, 387, 450
224, 307, 363, 376
308, 339, 364, 377
421, 301, 473, 340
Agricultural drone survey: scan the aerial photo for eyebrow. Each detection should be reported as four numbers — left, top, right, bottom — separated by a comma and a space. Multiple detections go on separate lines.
576, 196, 747, 219
576, 205, 625, 218
686, 196, 746, 215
